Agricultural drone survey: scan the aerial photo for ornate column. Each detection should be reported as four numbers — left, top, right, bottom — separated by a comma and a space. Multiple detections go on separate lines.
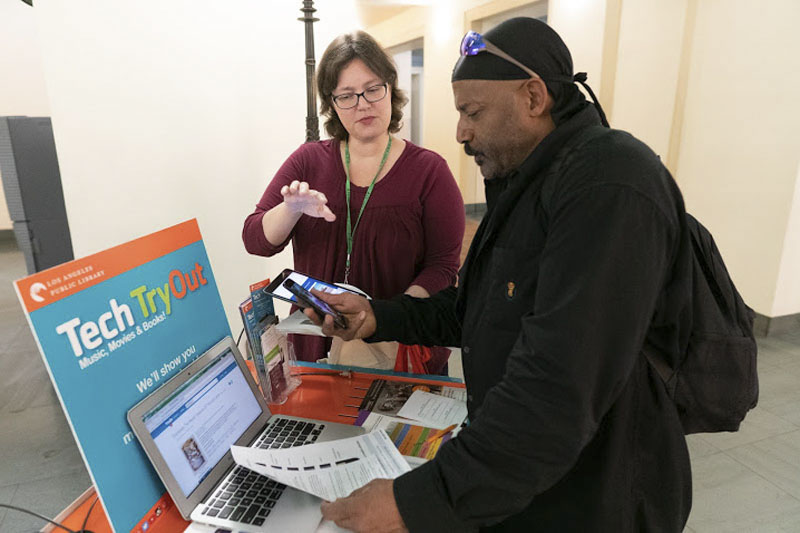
299, 1, 320, 142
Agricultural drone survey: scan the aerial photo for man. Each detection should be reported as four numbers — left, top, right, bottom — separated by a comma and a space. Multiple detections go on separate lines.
310, 17, 693, 532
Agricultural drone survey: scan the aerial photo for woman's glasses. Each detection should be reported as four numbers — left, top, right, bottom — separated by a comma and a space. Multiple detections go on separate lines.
331, 83, 388, 110
459, 30, 541, 80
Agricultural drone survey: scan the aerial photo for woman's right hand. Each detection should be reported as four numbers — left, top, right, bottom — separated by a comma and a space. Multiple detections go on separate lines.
281, 180, 336, 222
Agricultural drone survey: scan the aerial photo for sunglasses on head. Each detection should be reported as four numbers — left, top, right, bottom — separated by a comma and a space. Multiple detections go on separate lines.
459, 30, 541, 80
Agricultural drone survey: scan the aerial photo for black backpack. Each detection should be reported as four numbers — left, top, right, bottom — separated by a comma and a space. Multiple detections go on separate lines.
645, 214, 758, 434
541, 126, 759, 435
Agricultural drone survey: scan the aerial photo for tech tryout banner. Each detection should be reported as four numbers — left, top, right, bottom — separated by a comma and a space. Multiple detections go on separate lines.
15, 219, 230, 532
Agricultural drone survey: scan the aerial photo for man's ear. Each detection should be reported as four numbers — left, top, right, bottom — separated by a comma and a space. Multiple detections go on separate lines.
524, 78, 551, 117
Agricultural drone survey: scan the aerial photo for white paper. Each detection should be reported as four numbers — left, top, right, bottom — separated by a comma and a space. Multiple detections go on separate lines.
440, 386, 468, 402
396, 390, 468, 430
358, 412, 409, 433
184, 522, 247, 533
275, 309, 326, 337
231, 430, 410, 502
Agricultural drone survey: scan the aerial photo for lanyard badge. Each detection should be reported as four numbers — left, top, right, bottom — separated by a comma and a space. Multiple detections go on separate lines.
344, 136, 392, 284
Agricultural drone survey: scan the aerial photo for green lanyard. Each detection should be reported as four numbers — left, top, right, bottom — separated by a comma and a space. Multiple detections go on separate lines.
344, 136, 392, 283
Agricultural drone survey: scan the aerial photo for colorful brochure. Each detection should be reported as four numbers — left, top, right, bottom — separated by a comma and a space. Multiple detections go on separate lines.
14, 219, 230, 532
356, 412, 458, 462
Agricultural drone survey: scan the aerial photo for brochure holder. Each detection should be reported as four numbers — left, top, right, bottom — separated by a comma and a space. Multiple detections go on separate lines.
256, 324, 300, 404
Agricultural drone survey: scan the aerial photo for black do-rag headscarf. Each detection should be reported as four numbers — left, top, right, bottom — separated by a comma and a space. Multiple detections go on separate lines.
452, 17, 608, 127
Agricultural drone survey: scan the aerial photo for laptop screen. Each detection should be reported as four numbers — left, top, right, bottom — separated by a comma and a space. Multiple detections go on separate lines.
140, 348, 262, 497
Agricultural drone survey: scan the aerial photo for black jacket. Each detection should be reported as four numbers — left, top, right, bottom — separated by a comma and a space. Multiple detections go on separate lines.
370, 105, 693, 532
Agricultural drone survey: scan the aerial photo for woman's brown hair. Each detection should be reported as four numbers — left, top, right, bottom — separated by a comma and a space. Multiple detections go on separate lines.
317, 31, 408, 140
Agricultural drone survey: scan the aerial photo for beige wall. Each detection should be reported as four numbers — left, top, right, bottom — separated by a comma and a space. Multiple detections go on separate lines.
547, 0, 608, 100
675, 0, 800, 316
610, 0, 688, 159
0, 2, 50, 117
0, 1, 51, 231
774, 166, 800, 317
30, 0, 361, 329
363, 0, 800, 319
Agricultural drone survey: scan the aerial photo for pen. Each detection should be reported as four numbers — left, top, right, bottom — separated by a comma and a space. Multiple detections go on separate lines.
426, 424, 457, 442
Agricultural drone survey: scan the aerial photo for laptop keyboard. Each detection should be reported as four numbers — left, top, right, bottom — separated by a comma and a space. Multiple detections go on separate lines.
200, 418, 324, 527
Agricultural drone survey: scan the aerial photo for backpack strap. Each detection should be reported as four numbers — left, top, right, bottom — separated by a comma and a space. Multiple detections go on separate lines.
686, 213, 755, 334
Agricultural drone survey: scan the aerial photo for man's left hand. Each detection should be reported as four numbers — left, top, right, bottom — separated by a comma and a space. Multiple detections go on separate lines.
320, 479, 408, 533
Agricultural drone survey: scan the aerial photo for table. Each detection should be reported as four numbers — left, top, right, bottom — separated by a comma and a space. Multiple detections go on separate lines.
48, 363, 463, 533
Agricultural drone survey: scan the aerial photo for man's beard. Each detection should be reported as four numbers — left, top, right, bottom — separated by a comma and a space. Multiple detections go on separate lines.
464, 142, 504, 180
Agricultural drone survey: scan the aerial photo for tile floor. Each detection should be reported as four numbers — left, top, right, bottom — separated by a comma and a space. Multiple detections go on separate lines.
684, 330, 800, 532
0, 238, 92, 533
1, 229, 799, 532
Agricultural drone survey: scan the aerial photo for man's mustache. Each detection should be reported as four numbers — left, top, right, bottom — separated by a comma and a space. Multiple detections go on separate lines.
463, 143, 479, 157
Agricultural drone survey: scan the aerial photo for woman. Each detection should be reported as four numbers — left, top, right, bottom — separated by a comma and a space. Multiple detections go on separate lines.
243, 30, 464, 374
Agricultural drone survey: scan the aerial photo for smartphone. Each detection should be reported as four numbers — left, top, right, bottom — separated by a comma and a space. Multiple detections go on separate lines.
283, 278, 348, 329
263, 268, 362, 305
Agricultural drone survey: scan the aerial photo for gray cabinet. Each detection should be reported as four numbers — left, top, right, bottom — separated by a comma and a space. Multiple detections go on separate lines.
0, 116, 73, 273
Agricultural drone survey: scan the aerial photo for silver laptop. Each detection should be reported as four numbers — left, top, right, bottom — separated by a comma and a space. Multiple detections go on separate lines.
127, 336, 364, 532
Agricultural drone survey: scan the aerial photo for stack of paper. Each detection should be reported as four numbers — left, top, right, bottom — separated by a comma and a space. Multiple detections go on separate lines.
396, 390, 468, 430
231, 430, 410, 502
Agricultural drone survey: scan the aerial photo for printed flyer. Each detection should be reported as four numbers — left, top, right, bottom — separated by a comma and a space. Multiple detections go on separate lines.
14, 219, 230, 532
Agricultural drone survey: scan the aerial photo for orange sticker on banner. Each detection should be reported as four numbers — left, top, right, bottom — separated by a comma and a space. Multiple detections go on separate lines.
15, 219, 202, 314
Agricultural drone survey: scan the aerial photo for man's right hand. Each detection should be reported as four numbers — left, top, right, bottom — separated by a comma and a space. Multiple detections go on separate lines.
281, 180, 336, 222
304, 290, 377, 340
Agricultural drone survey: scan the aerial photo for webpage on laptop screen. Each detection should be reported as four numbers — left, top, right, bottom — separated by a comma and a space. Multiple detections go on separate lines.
142, 350, 261, 497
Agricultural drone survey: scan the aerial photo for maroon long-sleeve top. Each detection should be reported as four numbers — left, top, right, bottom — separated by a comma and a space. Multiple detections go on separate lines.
243, 139, 465, 370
